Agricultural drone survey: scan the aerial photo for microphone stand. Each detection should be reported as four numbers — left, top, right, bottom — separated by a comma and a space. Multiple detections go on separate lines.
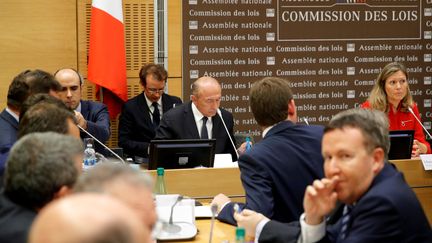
408, 107, 432, 139
77, 125, 126, 164
217, 109, 239, 159
163, 195, 183, 233
208, 204, 218, 243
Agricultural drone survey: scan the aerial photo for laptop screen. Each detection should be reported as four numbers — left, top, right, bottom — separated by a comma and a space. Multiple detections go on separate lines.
148, 139, 216, 170
388, 130, 414, 160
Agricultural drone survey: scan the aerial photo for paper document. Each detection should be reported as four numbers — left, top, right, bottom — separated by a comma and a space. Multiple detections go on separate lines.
214, 154, 238, 168
195, 205, 217, 218
420, 154, 432, 170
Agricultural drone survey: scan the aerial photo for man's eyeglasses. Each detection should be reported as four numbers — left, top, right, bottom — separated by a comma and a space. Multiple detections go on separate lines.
147, 88, 165, 95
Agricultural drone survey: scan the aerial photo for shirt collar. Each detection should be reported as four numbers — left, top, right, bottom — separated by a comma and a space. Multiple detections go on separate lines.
5, 107, 19, 122
75, 102, 82, 113
191, 102, 206, 123
144, 93, 162, 108
262, 124, 276, 138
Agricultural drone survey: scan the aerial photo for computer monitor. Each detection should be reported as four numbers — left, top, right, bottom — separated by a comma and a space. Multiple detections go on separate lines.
388, 130, 414, 160
148, 139, 216, 170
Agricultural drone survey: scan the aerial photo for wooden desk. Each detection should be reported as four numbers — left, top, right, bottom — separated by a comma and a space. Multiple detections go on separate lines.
391, 159, 432, 224
158, 219, 235, 243
147, 159, 432, 227
148, 167, 245, 203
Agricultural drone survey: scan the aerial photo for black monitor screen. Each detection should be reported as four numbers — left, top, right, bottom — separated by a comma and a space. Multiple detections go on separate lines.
388, 130, 414, 160
148, 139, 216, 170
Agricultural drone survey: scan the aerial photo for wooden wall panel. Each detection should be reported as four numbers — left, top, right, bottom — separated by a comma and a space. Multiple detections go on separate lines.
0, 0, 77, 110
0, 0, 184, 148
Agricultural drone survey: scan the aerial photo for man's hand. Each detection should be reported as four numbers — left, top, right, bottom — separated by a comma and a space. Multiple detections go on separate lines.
237, 141, 252, 156
303, 176, 339, 225
234, 209, 267, 238
74, 111, 87, 130
211, 193, 231, 213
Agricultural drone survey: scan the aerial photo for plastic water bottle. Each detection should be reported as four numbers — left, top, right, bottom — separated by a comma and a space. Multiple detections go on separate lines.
154, 167, 167, 194
235, 227, 246, 243
83, 141, 97, 168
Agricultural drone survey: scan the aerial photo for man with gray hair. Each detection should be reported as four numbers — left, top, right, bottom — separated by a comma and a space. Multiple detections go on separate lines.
74, 162, 157, 232
234, 109, 431, 242
0, 132, 83, 243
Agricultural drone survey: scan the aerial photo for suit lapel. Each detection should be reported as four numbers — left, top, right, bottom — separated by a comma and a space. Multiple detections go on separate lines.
79, 101, 88, 119
161, 94, 171, 113
184, 102, 200, 138
211, 113, 222, 138
0, 109, 18, 130
137, 94, 153, 126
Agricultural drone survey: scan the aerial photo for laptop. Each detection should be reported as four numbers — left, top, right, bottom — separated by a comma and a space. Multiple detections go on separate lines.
148, 139, 216, 170
388, 130, 414, 160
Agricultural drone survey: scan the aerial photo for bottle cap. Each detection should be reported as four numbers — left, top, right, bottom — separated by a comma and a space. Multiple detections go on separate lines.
235, 227, 245, 238
157, 167, 165, 176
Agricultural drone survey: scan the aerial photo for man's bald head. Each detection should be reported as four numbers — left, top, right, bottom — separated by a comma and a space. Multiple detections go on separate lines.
29, 193, 151, 243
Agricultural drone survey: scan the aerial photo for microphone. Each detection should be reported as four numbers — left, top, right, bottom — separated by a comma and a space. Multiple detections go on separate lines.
407, 107, 432, 139
163, 195, 183, 233
77, 125, 126, 164
216, 109, 239, 160
302, 117, 310, 125
208, 204, 218, 243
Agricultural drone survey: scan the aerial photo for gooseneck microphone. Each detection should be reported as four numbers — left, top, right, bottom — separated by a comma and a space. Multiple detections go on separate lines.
208, 204, 218, 243
216, 109, 240, 160
77, 125, 126, 163
407, 107, 432, 139
163, 195, 183, 233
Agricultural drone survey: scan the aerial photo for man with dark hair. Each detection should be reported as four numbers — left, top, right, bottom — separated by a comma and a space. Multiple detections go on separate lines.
119, 63, 182, 160
54, 68, 110, 153
234, 109, 431, 243
212, 77, 324, 225
0, 77, 30, 174
19, 93, 70, 120
18, 101, 79, 139
15, 69, 62, 97
0, 132, 83, 243
156, 76, 238, 161
74, 162, 157, 233
29, 194, 150, 243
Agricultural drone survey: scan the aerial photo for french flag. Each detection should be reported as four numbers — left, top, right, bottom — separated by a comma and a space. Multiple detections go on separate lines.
88, 0, 128, 118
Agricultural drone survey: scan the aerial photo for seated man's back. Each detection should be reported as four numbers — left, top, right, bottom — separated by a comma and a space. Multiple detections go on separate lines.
214, 77, 324, 225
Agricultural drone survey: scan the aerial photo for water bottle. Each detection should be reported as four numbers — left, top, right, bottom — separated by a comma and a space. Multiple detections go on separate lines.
235, 227, 246, 243
83, 140, 97, 168
154, 167, 167, 194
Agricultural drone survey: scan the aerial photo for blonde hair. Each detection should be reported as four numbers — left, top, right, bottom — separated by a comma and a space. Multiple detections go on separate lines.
367, 62, 413, 113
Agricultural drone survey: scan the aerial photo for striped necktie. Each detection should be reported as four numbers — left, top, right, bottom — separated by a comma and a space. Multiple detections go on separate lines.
339, 205, 353, 241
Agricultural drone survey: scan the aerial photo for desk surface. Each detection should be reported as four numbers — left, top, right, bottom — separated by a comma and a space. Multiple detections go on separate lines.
148, 159, 432, 230
158, 219, 235, 243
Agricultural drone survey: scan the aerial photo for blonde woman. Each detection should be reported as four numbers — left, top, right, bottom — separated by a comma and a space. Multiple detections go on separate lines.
361, 62, 430, 157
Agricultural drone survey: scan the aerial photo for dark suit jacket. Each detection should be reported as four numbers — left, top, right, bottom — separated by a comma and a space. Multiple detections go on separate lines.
118, 93, 182, 158
322, 163, 432, 243
80, 100, 110, 154
217, 121, 324, 225
262, 163, 432, 243
155, 101, 237, 161
0, 109, 18, 176
0, 193, 37, 243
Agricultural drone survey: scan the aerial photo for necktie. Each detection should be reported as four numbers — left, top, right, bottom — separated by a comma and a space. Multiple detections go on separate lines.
339, 205, 353, 241
201, 117, 208, 139
152, 102, 160, 127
